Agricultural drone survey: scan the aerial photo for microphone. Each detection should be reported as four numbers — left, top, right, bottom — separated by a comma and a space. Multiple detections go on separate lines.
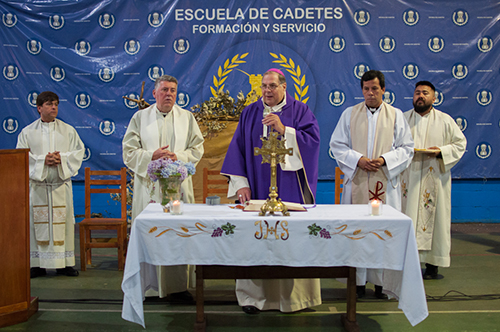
262, 107, 271, 138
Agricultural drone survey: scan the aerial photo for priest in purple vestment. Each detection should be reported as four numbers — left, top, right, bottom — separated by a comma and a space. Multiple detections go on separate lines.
221, 69, 322, 314
221, 68, 320, 205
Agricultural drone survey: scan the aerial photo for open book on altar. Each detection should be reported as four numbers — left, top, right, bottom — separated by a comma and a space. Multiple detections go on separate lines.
243, 199, 307, 212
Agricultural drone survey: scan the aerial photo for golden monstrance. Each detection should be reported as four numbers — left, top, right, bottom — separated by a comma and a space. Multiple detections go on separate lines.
254, 131, 293, 216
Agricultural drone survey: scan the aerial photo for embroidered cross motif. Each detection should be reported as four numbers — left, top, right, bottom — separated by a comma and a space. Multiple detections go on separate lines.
369, 181, 385, 201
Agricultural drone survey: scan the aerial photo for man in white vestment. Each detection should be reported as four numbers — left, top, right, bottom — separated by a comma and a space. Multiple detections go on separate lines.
16, 91, 84, 278
330, 70, 414, 298
221, 69, 322, 314
401, 81, 466, 279
122, 75, 204, 302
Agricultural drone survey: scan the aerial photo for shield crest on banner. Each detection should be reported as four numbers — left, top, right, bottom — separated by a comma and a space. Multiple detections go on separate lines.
203, 40, 317, 112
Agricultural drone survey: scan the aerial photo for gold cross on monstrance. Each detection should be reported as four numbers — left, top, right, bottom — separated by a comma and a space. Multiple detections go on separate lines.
254, 131, 293, 216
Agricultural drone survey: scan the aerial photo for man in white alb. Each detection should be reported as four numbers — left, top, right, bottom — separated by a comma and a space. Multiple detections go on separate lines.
17, 91, 84, 278
329, 70, 414, 298
401, 81, 466, 279
123, 75, 204, 302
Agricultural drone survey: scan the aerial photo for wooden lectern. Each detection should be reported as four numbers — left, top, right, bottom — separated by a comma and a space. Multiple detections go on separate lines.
0, 149, 38, 328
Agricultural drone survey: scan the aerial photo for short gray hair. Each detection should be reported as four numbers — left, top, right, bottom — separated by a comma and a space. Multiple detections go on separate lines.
154, 75, 178, 90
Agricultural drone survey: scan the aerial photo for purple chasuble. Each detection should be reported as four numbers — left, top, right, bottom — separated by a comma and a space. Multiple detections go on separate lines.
221, 92, 320, 204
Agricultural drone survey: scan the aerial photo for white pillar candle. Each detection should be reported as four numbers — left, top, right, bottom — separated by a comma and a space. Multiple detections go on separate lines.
172, 200, 182, 214
371, 199, 381, 216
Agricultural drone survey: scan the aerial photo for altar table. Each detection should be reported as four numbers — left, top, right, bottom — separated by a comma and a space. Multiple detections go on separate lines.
121, 203, 428, 329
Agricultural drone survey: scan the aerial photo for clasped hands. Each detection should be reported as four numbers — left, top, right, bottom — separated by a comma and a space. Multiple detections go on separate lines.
152, 145, 177, 161
45, 151, 61, 166
357, 156, 385, 172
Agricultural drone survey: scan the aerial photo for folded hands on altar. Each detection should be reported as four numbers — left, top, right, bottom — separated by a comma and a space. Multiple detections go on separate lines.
152, 145, 177, 161
357, 156, 386, 172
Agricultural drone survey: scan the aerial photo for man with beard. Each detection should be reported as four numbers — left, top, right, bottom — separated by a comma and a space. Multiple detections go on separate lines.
401, 81, 466, 279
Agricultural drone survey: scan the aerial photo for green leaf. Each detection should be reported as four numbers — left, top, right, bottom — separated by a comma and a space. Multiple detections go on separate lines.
308, 223, 322, 236
221, 222, 236, 235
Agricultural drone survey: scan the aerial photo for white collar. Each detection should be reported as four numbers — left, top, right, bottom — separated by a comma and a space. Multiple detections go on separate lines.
262, 95, 287, 115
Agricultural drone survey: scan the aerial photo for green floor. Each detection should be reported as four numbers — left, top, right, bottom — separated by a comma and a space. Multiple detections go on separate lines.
2, 224, 500, 331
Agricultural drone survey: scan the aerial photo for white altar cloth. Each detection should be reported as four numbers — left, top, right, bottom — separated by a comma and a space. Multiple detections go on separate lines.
121, 203, 428, 327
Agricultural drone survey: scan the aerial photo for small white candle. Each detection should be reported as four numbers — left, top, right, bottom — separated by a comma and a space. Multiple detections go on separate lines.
371, 199, 381, 216
172, 200, 181, 214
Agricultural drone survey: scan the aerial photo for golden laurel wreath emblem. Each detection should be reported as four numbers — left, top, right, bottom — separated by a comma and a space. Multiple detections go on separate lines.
209, 52, 309, 103
270, 52, 309, 104
211, 53, 249, 97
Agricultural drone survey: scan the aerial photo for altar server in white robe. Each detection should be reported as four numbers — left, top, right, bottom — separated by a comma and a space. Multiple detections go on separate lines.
401, 81, 466, 279
16, 91, 84, 278
123, 75, 204, 301
330, 70, 414, 298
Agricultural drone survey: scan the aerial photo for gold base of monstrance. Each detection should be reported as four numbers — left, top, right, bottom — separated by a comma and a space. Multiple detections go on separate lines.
254, 131, 293, 216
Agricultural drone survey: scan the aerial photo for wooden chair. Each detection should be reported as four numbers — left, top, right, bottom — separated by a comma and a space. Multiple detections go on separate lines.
202, 168, 229, 203
335, 167, 344, 204
79, 167, 128, 271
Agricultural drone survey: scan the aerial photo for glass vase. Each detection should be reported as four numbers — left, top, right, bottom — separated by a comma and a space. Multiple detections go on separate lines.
159, 176, 182, 213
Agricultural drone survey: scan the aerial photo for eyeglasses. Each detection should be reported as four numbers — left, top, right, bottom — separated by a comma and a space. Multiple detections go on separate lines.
260, 84, 281, 91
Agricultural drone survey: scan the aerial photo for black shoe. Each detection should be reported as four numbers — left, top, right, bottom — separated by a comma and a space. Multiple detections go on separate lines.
144, 296, 169, 303
242, 306, 260, 315
423, 263, 439, 280
30, 267, 46, 278
56, 266, 79, 276
168, 290, 194, 304
356, 285, 366, 299
374, 285, 388, 299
